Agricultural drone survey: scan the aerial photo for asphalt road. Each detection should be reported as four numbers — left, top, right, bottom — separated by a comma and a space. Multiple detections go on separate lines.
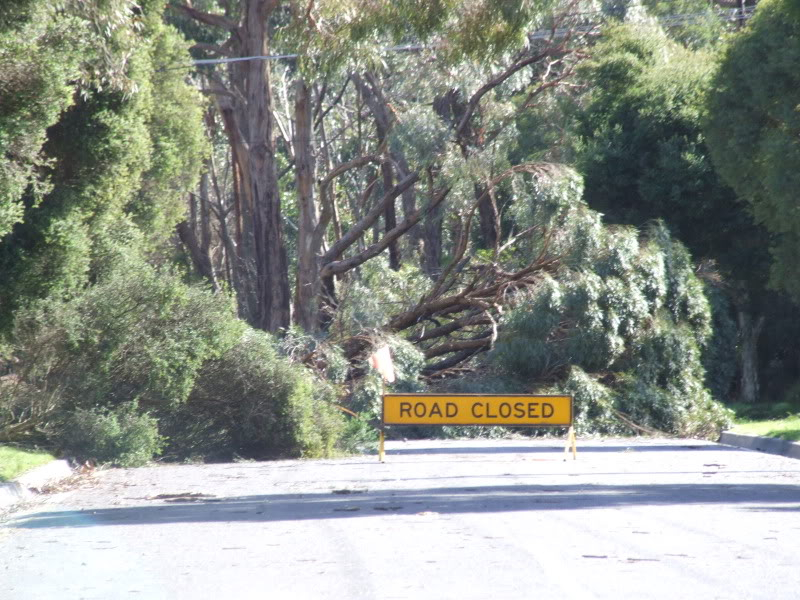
1, 438, 799, 600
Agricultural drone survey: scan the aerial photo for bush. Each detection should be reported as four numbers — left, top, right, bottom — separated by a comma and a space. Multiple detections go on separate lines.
3, 256, 350, 461
1, 256, 242, 451
161, 329, 344, 460
10, 256, 243, 414
486, 170, 731, 438
56, 401, 163, 467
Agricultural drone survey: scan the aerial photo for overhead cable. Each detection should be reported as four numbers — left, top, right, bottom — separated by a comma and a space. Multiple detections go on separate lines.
173, 7, 755, 70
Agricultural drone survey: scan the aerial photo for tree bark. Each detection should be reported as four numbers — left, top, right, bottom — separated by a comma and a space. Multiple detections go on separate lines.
353, 73, 402, 269
422, 168, 444, 276
242, 0, 290, 332
475, 183, 499, 250
199, 170, 216, 289
182, 0, 291, 332
381, 161, 400, 269
293, 79, 321, 332
737, 309, 765, 403
176, 219, 216, 288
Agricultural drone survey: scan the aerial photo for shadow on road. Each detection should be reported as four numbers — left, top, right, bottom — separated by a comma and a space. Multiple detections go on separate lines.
10, 481, 800, 530
384, 444, 740, 455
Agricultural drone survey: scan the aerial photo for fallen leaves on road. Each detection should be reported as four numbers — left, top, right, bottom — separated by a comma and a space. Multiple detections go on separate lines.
148, 493, 217, 503
625, 558, 660, 563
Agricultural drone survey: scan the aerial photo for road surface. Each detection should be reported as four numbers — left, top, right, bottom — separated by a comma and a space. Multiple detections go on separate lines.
1, 438, 799, 599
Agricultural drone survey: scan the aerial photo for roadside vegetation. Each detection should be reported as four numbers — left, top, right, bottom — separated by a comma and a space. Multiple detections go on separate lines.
1, 0, 798, 466
730, 397, 800, 442
732, 417, 800, 443
0, 446, 55, 482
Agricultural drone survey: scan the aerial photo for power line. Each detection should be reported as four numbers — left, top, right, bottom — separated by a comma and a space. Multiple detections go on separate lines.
170, 7, 755, 71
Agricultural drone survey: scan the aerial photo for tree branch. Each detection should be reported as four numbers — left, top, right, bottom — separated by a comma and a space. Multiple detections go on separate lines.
315, 75, 351, 128
422, 348, 488, 376
320, 179, 444, 278
424, 334, 493, 359
320, 170, 420, 267
170, 3, 239, 32
455, 48, 555, 138
408, 311, 490, 343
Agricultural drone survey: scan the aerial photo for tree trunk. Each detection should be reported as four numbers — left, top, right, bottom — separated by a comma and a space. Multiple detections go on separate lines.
198, 170, 216, 290
423, 169, 444, 276
737, 309, 765, 403
176, 219, 216, 288
475, 183, 499, 250
238, 0, 291, 332
396, 154, 420, 257
381, 161, 400, 269
293, 79, 321, 331
353, 73, 402, 269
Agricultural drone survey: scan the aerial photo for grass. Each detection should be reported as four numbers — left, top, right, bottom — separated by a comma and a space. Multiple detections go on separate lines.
731, 415, 800, 443
0, 446, 56, 482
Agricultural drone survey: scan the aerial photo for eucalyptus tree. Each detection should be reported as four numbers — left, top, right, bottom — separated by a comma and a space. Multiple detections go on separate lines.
172, 0, 592, 362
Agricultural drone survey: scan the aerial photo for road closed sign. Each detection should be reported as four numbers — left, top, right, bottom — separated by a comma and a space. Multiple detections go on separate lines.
382, 394, 573, 427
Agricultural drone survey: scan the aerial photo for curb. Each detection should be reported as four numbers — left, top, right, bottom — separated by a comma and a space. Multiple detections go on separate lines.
719, 431, 800, 460
0, 459, 74, 511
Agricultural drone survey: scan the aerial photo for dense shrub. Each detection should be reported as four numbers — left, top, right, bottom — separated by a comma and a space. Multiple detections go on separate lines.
2, 257, 346, 463
10, 257, 243, 414
161, 329, 344, 460
56, 401, 163, 467
485, 169, 733, 438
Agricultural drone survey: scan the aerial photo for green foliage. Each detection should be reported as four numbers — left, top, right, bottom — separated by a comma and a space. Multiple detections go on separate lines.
338, 414, 379, 453
316, 0, 553, 65
278, 326, 351, 384
165, 329, 345, 459
0, 2, 207, 334
3, 256, 344, 461
489, 170, 732, 437
331, 257, 432, 336
0, 445, 55, 482
0, 4, 83, 239
10, 256, 243, 414
56, 401, 163, 467
129, 14, 209, 245
701, 282, 737, 401
624, 0, 730, 49
572, 24, 767, 284
0, 0, 37, 33
562, 367, 625, 435
704, 0, 800, 301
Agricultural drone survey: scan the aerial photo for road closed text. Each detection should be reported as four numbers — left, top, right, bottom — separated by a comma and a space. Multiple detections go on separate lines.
383, 394, 572, 427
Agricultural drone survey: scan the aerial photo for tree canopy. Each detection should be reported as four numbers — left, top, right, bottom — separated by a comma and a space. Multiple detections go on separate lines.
2, 0, 798, 464
705, 0, 800, 301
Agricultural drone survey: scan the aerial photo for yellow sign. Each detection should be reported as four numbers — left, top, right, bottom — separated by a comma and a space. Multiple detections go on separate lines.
382, 394, 573, 427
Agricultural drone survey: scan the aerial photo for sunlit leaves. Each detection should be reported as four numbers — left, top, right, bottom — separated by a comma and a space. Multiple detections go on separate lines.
705, 0, 800, 300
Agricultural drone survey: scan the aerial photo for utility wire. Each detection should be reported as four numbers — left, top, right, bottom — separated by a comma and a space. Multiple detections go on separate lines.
167, 7, 754, 71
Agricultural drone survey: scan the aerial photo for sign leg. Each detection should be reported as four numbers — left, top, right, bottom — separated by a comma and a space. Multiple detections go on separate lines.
570, 426, 577, 460
379, 429, 385, 463
564, 426, 577, 461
